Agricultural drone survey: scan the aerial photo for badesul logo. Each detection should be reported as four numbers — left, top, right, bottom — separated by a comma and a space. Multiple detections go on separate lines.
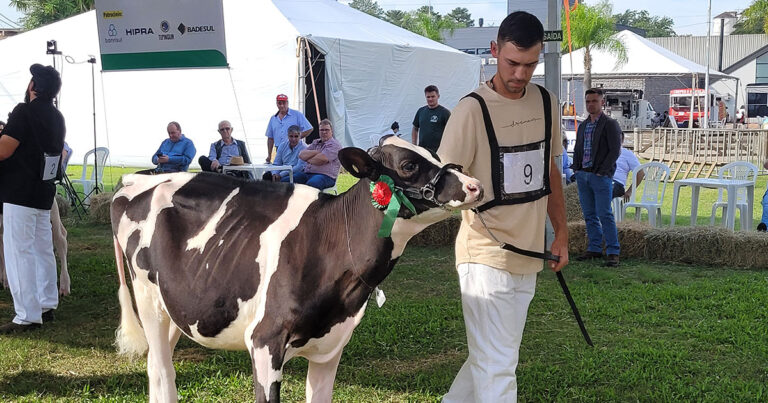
177, 22, 215, 35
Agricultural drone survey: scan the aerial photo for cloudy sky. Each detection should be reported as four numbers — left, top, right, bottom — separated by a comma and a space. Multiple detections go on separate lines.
0, 1, 757, 36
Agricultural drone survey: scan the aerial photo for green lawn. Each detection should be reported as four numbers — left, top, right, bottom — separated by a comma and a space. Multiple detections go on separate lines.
0, 222, 766, 401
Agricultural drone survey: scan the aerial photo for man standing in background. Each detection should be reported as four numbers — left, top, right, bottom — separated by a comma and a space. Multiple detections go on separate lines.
411, 85, 450, 153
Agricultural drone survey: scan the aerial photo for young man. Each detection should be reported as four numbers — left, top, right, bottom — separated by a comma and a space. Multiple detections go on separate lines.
411, 85, 451, 153
264, 94, 313, 163
199, 120, 251, 173
571, 88, 623, 267
0, 64, 65, 333
151, 121, 196, 173
438, 12, 568, 402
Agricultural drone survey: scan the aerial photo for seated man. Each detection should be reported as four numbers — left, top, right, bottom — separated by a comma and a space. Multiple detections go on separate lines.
263, 125, 306, 182
612, 132, 644, 201
199, 120, 250, 172
295, 119, 340, 190
151, 121, 196, 173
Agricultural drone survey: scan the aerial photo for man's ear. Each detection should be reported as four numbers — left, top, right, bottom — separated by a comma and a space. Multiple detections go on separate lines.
339, 147, 379, 180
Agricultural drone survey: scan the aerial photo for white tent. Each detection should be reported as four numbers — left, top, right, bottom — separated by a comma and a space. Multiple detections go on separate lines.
0, 0, 480, 168
536, 30, 731, 78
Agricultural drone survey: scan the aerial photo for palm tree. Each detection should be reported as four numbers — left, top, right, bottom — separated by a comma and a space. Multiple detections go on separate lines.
733, 0, 768, 34
562, 0, 627, 90
401, 9, 460, 43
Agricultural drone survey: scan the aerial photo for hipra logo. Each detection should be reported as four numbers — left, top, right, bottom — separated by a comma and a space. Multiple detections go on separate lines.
126, 27, 154, 35
107, 24, 117, 37
160, 20, 169, 33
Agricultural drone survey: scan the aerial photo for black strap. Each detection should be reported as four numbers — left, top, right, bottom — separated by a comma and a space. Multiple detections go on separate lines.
500, 242, 560, 262
214, 141, 223, 160
464, 85, 552, 213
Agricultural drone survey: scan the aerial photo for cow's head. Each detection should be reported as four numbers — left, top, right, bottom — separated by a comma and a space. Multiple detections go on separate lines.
339, 135, 483, 219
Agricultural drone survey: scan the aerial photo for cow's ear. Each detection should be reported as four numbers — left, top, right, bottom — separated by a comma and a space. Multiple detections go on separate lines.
339, 147, 379, 180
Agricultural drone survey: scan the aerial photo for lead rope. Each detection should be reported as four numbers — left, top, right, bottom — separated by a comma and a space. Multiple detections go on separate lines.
342, 196, 374, 290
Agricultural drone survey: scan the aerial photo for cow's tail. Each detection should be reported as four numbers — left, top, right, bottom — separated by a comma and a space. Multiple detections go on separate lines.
114, 235, 148, 357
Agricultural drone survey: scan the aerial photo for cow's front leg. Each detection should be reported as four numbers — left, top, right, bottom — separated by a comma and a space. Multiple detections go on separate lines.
248, 328, 286, 403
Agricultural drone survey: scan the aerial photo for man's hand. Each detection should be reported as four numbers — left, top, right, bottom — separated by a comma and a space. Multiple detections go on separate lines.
265, 156, 272, 163
211, 160, 220, 171
272, 174, 281, 182
549, 235, 569, 272
157, 155, 169, 164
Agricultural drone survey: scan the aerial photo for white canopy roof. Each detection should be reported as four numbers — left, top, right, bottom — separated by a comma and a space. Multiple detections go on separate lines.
536, 30, 732, 78
0, 0, 480, 168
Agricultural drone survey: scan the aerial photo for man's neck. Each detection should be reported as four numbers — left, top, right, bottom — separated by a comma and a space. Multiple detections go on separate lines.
489, 75, 525, 100
589, 112, 602, 122
278, 110, 288, 118
222, 138, 234, 145
427, 104, 439, 109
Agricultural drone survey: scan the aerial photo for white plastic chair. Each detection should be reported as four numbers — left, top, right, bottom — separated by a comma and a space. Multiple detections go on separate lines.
612, 197, 624, 223
70, 147, 109, 201
709, 161, 758, 230
623, 162, 670, 227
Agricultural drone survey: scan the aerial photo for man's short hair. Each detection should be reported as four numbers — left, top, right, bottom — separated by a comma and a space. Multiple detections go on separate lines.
287, 124, 301, 134
585, 88, 604, 97
424, 85, 439, 95
319, 118, 333, 129
497, 11, 544, 49
168, 121, 182, 132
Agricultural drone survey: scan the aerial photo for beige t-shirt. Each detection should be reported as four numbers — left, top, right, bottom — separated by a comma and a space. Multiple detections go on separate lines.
438, 82, 562, 274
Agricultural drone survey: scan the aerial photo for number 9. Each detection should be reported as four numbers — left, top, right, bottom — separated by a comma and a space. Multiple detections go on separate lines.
523, 164, 533, 185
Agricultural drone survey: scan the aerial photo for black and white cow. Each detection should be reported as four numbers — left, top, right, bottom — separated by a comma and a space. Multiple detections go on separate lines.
111, 136, 483, 402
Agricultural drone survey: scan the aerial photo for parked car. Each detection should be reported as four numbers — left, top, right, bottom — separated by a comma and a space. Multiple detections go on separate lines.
561, 116, 585, 155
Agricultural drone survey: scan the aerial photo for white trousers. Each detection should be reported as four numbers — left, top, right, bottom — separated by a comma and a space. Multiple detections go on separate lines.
443, 263, 537, 403
3, 203, 58, 325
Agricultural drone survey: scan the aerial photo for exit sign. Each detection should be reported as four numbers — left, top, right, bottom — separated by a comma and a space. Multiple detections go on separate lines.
544, 30, 563, 42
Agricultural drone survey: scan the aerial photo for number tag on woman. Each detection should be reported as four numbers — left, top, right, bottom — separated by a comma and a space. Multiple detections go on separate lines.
42, 153, 61, 181
502, 148, 545, 194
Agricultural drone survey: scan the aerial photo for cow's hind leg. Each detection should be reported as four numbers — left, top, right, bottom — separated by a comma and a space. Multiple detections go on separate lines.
249, 329, 286, 403
306, 350, 343, 403
50, 201, 69, 296
134, 286, 178, 403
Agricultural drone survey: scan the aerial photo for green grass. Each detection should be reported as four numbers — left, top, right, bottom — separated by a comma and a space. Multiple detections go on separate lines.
1, 222, 767, 401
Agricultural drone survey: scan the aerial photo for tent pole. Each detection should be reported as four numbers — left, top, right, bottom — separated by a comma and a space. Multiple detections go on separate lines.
298, 37, 306, 116
88, 56, 99, 195
304, 40, 321, 124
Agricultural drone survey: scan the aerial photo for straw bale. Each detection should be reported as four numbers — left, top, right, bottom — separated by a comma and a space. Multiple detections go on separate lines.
617, 221, 652, 258
88, 192, 114, 224
645, 226, 768, 268
563, 183, 582, 223
55, 194, 69, 218
567, 221, 587, 255
410, 215, 461, 246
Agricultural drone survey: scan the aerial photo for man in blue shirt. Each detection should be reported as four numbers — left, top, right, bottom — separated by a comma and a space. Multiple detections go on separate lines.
151, 121, 196, 173
264, 94, 312, 162
199, 120, 250, 173
263, 125, 306, 182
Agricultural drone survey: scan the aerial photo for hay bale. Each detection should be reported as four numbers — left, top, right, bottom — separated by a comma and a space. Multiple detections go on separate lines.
410, 215, 461, 246
563, 183, 583, 223
617, 220, 652, 258
567, 221, 587, 255
645, 226, 768, 269
55, 194, 70, 218
88, 192, 114, 224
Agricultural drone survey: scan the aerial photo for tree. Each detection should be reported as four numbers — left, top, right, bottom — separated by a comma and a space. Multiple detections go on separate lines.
349, 0, 384, 19
11, 0, 93, 29
613, 9, 675, 37
385, 9, 408, 27
400, 9, 460, 43
562, 1, 627, 91
445, 7, 474, 28
733, 0, 768, 34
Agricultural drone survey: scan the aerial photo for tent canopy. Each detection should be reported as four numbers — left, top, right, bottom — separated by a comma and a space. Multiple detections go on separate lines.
536, 30, 733, 78
0, 0, 480, 168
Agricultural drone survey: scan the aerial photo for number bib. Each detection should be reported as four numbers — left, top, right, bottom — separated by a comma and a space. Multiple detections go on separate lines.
42, 153, 61, 182
502, 146, 545, 194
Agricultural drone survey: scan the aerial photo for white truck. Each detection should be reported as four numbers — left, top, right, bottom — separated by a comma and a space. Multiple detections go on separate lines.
602, 89, 655, 131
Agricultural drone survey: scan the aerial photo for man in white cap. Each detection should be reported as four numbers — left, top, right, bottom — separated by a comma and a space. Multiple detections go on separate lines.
264, 94, 313, 163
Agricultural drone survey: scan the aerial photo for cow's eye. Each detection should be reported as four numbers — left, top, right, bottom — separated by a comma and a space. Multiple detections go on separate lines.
401, 161, 418, 173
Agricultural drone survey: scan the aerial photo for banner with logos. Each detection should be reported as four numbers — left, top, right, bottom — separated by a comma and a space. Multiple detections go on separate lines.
95, 0, 227, 70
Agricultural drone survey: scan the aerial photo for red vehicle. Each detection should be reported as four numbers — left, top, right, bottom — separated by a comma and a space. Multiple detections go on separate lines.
669, 88, 716, 128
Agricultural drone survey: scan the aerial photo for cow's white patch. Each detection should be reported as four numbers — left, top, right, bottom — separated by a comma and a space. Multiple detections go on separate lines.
381, 136, 443, 167
186, 188, 240, 253
293, 302, 368, 364
251, 345, 283, 395
389, 209, 450, 260
218, 240, 224, 246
